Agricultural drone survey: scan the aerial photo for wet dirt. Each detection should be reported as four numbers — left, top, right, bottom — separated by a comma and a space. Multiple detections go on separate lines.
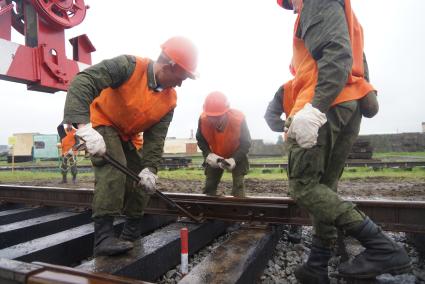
11, 176, 425, 201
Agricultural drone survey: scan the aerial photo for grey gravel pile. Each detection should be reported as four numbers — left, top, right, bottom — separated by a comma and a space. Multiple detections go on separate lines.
157, 226, 424, 284
260, 227, 425, 284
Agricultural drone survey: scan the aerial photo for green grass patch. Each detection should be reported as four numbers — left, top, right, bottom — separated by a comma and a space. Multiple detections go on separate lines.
0, 164, 424, 183
373, 152, 425, 160
0, 156, 92, 167
159, 166, 425, 181
341, 166, 425, 180
0, 171, 93, 183
159, 167, 287, 181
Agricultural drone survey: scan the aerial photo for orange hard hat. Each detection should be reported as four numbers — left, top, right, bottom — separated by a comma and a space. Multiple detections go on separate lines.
203, 91, 230, 116
161, 36, 198, 79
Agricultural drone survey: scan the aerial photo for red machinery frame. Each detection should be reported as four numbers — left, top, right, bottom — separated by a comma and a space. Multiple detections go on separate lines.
0, 0, 95, 93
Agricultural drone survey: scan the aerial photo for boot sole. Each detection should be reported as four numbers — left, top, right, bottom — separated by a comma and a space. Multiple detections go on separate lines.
338, 261, 412, 279
94, 244, 134, 257
94, 247, 133, 257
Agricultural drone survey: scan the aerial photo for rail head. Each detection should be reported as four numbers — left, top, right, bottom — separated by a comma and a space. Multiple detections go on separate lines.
1, 185, 425, 233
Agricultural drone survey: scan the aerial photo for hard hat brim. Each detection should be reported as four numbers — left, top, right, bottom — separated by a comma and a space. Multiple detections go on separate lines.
202, 109, 228, 117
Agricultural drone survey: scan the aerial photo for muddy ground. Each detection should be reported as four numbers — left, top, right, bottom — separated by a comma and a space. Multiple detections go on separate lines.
17, 176, 425, 201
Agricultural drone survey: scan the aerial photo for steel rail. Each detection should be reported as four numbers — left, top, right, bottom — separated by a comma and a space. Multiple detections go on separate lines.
0, 184, 424, 233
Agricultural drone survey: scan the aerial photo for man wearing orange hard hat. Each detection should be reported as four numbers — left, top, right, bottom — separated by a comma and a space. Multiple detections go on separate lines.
196, 92, 251, 197
57, 124, 78, 184
275, 0, 407, 283
62, 36, 198, 257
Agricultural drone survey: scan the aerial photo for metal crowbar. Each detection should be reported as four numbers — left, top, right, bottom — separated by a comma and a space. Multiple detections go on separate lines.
71, 136, 203, 222
103, 153, 203, 223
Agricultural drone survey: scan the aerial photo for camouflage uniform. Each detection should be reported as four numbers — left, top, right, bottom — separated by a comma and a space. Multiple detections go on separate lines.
267, 0, 375, 246
276, 2, 411, 281
196, 118, 251, 197
63, 55, 173, 218
60, 152, 77, 183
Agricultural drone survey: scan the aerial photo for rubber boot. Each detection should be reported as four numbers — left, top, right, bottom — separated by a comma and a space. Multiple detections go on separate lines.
72, 175, 77, 184
203, 187, 219, 196
203, 166, 222, 196
231, 175, 245, 197
287, 225, 302, 244
231, 187, 245, 198
93, 216, 134, 256
203, 176, 219, 196
338, 217, 412, 279
120, 217, 143, 242
295, 236, 331, 284
60, 174, 67, 184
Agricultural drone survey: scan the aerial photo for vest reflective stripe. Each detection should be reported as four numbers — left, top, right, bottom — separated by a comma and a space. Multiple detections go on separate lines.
288, 0, 374, 117
90, 57, 177, 141
61, 128, 76, 155
200, 109, 244, 159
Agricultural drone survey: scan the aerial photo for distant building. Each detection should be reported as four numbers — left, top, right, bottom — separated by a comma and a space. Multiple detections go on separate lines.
359, 132, 425, 152
7, 133, 60, 163
33, 134, 60, 159
164, 138, 200, 155
8, 133, 38, 162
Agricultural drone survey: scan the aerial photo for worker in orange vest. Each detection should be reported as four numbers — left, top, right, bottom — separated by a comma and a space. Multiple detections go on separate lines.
276, 0, 408, 282
196, 92, 251, 197
61, 37, 198, 257
58, 124, 78, 184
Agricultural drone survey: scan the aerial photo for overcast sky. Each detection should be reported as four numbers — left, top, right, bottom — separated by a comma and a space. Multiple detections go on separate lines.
1, 0, 424, 145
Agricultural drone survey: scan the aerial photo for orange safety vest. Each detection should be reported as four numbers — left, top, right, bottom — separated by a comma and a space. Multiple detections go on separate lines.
288, 0, 375, 117
282, 79, 295, 118
131, 133, 144, 151
90, 57, 177, 142
200, 109, 244, 159
61, 128, 76, 155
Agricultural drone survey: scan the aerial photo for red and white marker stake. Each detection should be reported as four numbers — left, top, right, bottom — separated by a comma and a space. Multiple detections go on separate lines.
180, 227, 189, 275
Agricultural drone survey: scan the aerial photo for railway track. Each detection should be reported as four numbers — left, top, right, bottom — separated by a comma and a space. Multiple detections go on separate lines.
2, 160, 425, 172
0, 185, 424, 283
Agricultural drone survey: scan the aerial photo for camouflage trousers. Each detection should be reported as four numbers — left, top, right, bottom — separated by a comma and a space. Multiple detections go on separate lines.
287, 100, 365, 246
203, 155, 249, 197
91, 126, 150, 219
60, 154, 77, 178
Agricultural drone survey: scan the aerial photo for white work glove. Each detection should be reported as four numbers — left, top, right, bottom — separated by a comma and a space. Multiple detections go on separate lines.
218, 158, 236, 171
206, 153, 223, 168
138, 168, 157, 195
287, 103, 327, 149
67, 149, 74, 156
75, 123, 106, 156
